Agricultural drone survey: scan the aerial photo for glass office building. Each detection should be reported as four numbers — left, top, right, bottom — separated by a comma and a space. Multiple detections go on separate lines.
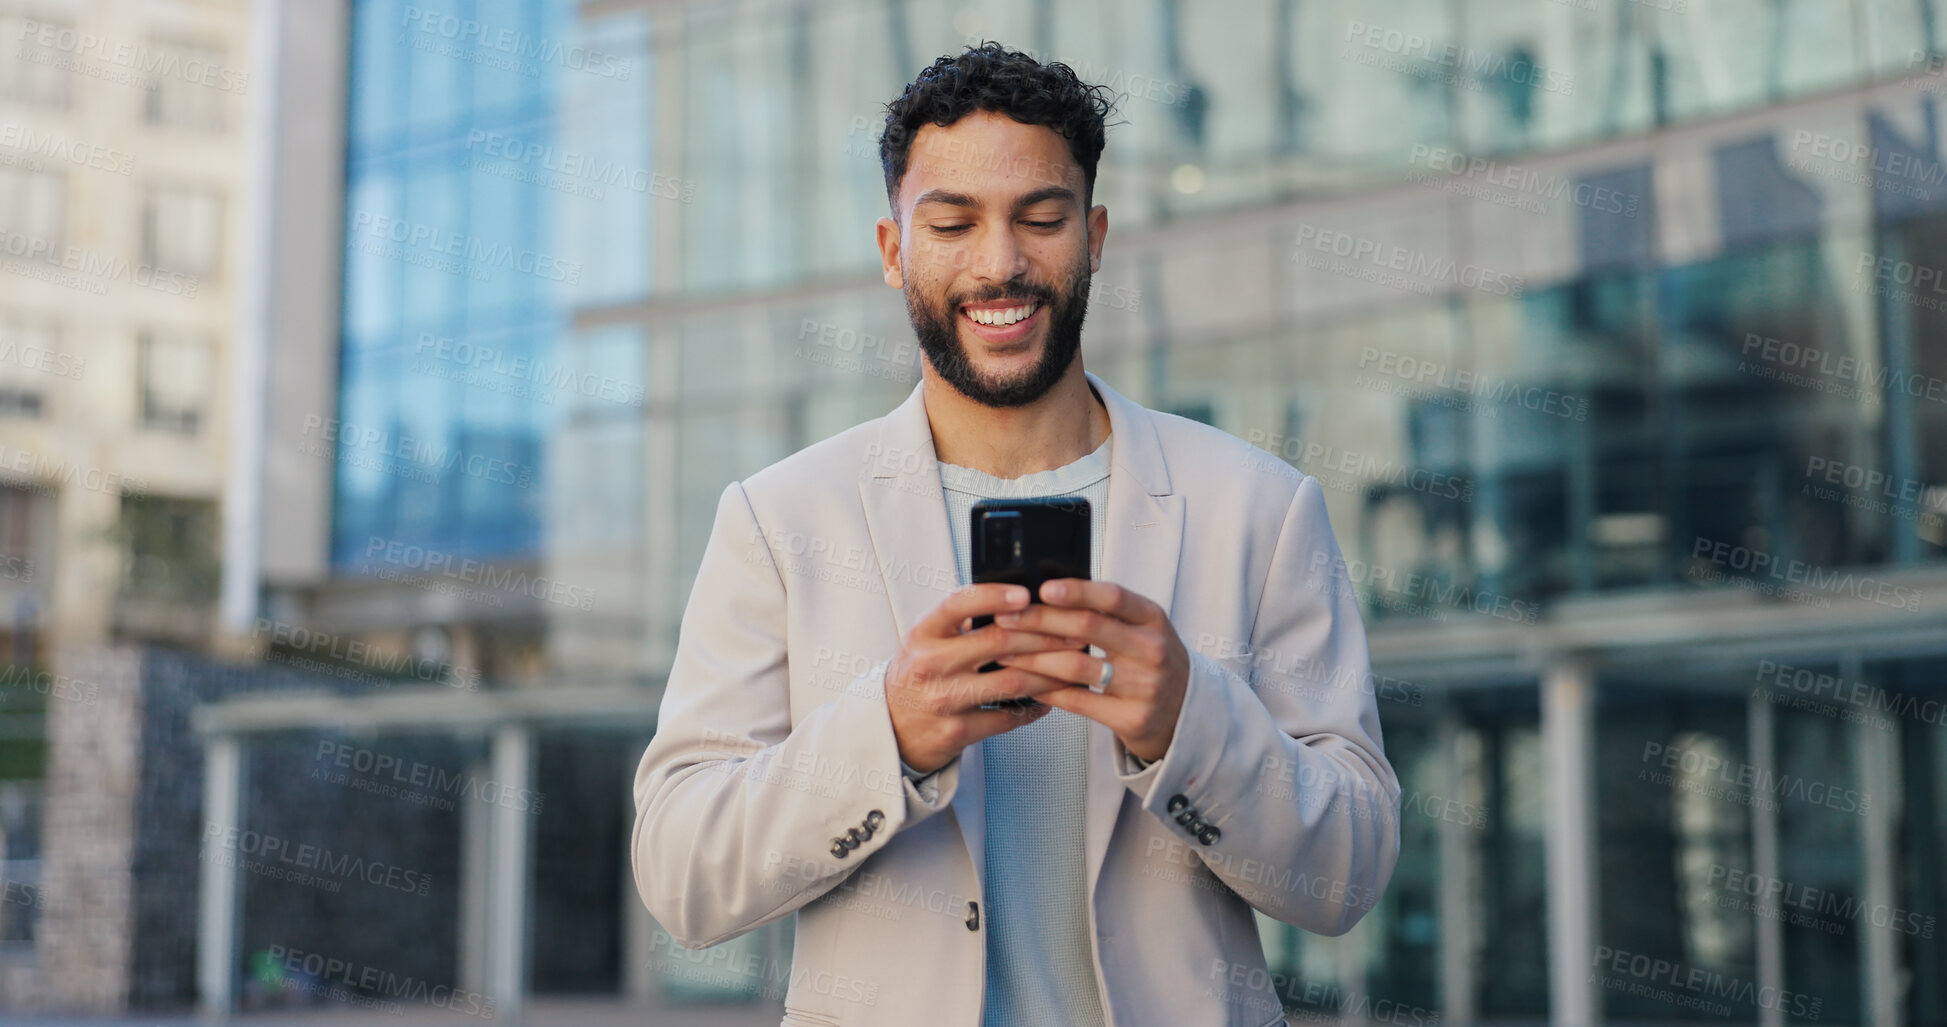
263, 0, 1947, 1022
335, 0, 588, 568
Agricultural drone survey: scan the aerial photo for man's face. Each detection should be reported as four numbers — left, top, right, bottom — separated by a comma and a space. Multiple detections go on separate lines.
876, 109, 1109, 408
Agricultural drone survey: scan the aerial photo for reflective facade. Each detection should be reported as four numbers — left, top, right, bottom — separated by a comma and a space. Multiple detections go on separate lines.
335, 0, 582, 568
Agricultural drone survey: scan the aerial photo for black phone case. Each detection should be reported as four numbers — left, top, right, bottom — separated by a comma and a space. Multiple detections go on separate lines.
969, 497, 1092, 708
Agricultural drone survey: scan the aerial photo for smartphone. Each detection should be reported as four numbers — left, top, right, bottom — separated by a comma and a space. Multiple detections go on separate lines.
968, 497, 1091, 709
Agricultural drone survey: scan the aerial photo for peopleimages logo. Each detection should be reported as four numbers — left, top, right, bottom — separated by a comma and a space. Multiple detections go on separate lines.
1706, 863, 1935, 939
300, 415, 535, 490
1243, 431, 1475, 501
1307, 550, 1540, 624
0, 228, 199, 297
0, 122, 135, 175
649, 929, 882, 1008
0, 443, 147, 495
412, 332, 644, 407
202, 823, 433, 896
1640, 741, 1869, 814
258, 617, 480, 692
315, 740, 544, 813
363, 537, 596, 611
463, 130, 691, 202
1690, 538, 1924, 612
1754, 659, 1947, 728
400, 5, 632, 79
262, 945, 496, 1018
1355, 348, 1585, 419
347, 210, 582, 285
13, 21, 250, 93
1741, 330, 1947, 404
1293, 224, 1525, 297
1407, 143, 1641, 217
1342, 20, 1574, 95
1590, 946, 1821, 1021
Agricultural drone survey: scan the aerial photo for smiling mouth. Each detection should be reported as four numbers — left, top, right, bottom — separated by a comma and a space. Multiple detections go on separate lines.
960, 300, 1042, 327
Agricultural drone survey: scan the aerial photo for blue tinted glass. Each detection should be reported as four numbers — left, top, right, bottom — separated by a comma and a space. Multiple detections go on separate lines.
334, 0, 571, 571
348, 0, 407, 144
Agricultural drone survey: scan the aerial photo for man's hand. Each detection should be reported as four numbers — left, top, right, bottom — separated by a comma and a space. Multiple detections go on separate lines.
988, 579, 1190, 763
886, 583, 1091, 774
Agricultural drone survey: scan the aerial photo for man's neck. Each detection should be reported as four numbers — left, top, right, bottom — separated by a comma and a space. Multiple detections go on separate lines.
924, 365, 1111, 479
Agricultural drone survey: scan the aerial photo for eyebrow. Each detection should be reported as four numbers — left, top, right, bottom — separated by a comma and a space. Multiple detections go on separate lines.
912, 185, 1080, 213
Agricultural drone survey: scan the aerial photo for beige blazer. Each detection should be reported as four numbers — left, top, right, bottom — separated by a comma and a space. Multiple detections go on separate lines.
632, 370, 1400, 1027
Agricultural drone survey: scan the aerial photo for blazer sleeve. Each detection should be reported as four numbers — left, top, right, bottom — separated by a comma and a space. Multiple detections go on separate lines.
631, 480, 961, 950
1116, 474, 1402, 935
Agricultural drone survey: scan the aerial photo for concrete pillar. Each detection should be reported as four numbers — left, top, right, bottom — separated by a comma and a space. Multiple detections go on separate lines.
1748, 689, 1784, 1027
196, 735, 242, 1022
486, 725, 532, 1023
1542, 657, 1599, 1027
622, 750, 657, 1005
457, 755, 492, 995
1853, 654, 1904, 1027
1436, 710, 1477, 1025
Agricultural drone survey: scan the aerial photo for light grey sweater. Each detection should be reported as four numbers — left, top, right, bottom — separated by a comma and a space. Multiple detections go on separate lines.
938, 433, 1112, 1027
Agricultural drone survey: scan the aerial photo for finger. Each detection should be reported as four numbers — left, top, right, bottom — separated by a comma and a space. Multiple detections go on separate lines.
1031, 679, 1127, 727
957, 700, 1055, 744
990, 648, 1106, 690
939, 624, 1094, 675
1039, 579, 1157, 625
994, 603, 1147, 657
936, 666, 1072, 714
916, 582, 1033, 639
891, 665, 1045, 717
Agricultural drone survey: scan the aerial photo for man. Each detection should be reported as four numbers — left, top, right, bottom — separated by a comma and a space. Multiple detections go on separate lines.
633, 43, 1399, 1027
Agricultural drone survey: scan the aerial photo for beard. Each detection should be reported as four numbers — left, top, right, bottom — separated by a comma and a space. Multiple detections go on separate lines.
904, 255, 1092, 408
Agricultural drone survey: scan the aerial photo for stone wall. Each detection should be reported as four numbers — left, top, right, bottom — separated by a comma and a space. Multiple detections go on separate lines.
34, 645, 142, 1013
31, 643, 387, 1012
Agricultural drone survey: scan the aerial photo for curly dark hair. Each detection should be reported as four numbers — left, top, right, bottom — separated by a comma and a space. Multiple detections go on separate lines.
879, 41, 1119, 213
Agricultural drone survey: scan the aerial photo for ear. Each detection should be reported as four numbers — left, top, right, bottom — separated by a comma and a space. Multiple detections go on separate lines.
1086, 204, 1109, 275
876, 216, 904, 289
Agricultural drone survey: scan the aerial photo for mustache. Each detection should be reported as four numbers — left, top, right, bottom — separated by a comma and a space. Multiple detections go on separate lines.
947, 281, 1058, 309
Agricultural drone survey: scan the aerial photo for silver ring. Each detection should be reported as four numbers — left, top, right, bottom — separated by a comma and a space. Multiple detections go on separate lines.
1092, 657, 1114, 693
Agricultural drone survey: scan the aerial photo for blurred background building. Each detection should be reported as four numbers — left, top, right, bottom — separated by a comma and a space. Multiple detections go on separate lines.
2, 0, 1946, 1024
0, 0, 247, 1006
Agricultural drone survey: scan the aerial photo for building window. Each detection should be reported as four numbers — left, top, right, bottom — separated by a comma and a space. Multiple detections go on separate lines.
0, 484, 46, 585
136, 329, 212, 434
0, 16, 70, 107
141, 38, 229, 131
116, 494, 219, 604
0, 168, 64, 255
141, 184, 223, 279
0, 391, 41, 419
0, 314, 68, 421
0, 783, 45, 948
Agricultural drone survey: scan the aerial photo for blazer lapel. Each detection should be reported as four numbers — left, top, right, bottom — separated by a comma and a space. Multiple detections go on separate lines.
852, 370, 1186, 896
1079, 370, 1184, 900
856, 378, 989, 880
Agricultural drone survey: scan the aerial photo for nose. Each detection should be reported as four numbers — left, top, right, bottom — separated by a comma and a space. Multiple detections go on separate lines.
967, 223, 1031, 285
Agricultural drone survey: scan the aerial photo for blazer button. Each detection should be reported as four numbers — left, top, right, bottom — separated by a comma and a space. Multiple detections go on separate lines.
1167, 795, 1189, 814
1197, 825, 1221, 846
865, 809, 886, 830
831, 839, 850, 859
965, 901, 980, 931
847, 827, 867, 847
1175, 806, 1199, 827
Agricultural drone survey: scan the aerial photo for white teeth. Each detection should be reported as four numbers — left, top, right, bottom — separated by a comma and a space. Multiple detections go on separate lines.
965, 303, 1038, 326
